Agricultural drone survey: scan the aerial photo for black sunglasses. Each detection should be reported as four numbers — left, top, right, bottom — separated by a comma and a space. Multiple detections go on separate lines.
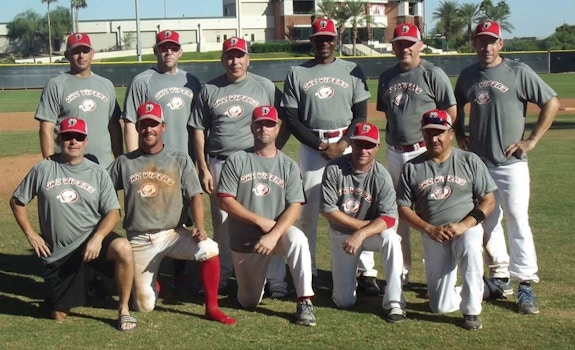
422, 116, 452, 127
71, 46, 92, 54
158, 44, 181, 53
61, 133, 87, 142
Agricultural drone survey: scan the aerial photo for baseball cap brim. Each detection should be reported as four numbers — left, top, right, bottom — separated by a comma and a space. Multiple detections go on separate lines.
252, 116, 278, 124
67, 43, 92, 50
421, 124, 451, 131
350, 135, 380, 144
155, 38, 180, 47
310, 31, 338, 37
474, 32, 501, 39
60, 128, 87, 135
137, 114, 164, 124
391, 36, 420, 43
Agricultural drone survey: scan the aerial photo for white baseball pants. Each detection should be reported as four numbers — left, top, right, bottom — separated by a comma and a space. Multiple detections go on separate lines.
232, 226, 314, 309
329, 227, 405, 310
483, 162, 539, 282
422, 224, 484, 316
385, 145, 427, 280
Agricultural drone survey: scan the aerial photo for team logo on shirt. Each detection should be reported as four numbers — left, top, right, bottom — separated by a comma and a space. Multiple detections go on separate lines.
167, 96, 185, 110
343, 198, 360, 213
79, 99, 96, 112
225, 105, 244, 118
57, 189, 79, 203
475, 91, 492, 105
252, 183, 270, 196
393, 92, 408, 107
429, 186, 451, 200
315, 86, 335, 99
139, 183, 159, 198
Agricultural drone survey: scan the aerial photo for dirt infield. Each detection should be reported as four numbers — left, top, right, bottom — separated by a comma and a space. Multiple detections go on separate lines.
1, 100, 574, 197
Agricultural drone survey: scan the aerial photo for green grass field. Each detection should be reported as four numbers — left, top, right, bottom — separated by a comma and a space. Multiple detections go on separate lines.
0, 77, 574, 349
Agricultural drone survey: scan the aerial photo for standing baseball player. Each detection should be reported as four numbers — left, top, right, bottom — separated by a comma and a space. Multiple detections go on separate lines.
10, 117, 136, 331
376, 23, 456, 285
320, 122, 406, 323
108, 102, 235, 325
190, 37, 288, 296
454, 20, 560, 314
281, 18, 376, 293
396, 109, 497, 330
217, 106, 316, 326
35, 33, 123, 167
122, 29, 202, 292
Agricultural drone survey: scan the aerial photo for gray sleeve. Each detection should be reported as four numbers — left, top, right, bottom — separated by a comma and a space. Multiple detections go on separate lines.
13, 164, 43, 204
376, 171, 398, 218
281, 70, 299, 109
284, 160, 305, 204
181, 156, 203, 198
217, 157, 240, 197
320, 163, 340, 213
429, 66, 456, 109
122, 78, 147, 123
516, 64, 557, 106
35, 79, 62, 123
189, 85, 210, 130
395, 164, 414, 208
98, 167, 121, 214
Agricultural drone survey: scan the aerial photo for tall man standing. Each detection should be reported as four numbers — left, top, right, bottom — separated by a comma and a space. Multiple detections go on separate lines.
320, 122, 406, 323
108, 102, 235, 325
454, 20, 560, 314
122, 29, 202, 291
35, 33, 123, 167
217, 106, 316, 326
11, 117, 136, 331
376, 23, 456, 285
396, 109, 497, 330
190, 37, 287, 295
281, 18, 375, 293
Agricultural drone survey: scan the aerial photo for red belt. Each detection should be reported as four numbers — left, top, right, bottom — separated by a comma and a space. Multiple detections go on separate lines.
311, 128, 347, 139
392, 141, 426, 152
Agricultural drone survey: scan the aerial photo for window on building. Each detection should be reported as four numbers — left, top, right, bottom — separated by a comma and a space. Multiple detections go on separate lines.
293, 0, 314, 15
409, 3, 416, 16
293, 26, 312, 40
251, 34, 255, 42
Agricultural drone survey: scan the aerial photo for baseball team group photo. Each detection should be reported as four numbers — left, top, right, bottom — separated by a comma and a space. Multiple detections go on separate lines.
1, 12, 575, 350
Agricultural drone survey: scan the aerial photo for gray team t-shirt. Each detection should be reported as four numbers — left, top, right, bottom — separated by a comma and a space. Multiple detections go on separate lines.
35, 73, 121, 167
396, 148, 497, 226
189, 73, 282, 157
282, 58, 371, 130
217, 149, 305, 253
320, 155, 397, 235
107, 146, 202, 233
123, 67, 201, 154
13, 156, 120, 264
454, 57, 557, 167
377, 59, 456, 146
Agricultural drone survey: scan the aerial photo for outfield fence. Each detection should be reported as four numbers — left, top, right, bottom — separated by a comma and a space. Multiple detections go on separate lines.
0, 50, 573, 90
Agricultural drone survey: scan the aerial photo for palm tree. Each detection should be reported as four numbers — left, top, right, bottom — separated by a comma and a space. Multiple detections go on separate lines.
71, 0, 88, 32
458, 3, 480, 48
41, 0, 58, 62
478, 0, 515, 34
345, 0, 372, 56
432, 0, 464, 48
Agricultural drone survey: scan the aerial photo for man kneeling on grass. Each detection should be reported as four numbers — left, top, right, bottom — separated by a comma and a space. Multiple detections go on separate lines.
10, 117, 137, 331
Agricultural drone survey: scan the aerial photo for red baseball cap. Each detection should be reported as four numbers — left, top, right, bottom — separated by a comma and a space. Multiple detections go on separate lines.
137, 102, 164, 124
60, 117, 88, 135
66, 33, 92, 51
252, 106, 278, 124
421, 109, 453, 130
311, 18, 338, 37
351, 122, 380, 145
392, 23, 421, 43
222, 37, 248, 54
474, 20, 502, 39
156, 30, 180, 46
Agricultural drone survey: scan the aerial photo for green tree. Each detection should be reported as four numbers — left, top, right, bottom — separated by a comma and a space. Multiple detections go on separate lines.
49, 6, 72, 51
432, 0, 464, 51
71, 0, 88, 32
6, 10, 44, 55
544, 24, 575, 50
457, 2, 480, 49
41, 0, 59, 62
478, 0, 514, 34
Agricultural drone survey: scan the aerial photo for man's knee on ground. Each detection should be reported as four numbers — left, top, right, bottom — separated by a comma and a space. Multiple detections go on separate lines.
108, 238, 133, 263
332, 293, 357, 308
195, 239, 220, 261
133, 293, 156, 312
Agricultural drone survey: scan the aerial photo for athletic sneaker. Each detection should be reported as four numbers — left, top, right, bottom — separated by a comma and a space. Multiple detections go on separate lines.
463, 314, 483, 330
385, 307, 406, 323
357, 275, 381, 296
296, 299, 317, 327
490, 277, 513, 296
517, 283, 540, 314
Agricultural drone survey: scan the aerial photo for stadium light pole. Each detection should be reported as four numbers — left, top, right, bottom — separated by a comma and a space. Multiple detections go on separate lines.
164, 0, 167, 18
135, 0, 142, 62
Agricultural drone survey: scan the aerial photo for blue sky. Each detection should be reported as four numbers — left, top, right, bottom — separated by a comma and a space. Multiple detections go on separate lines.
2, 0, 574, 39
